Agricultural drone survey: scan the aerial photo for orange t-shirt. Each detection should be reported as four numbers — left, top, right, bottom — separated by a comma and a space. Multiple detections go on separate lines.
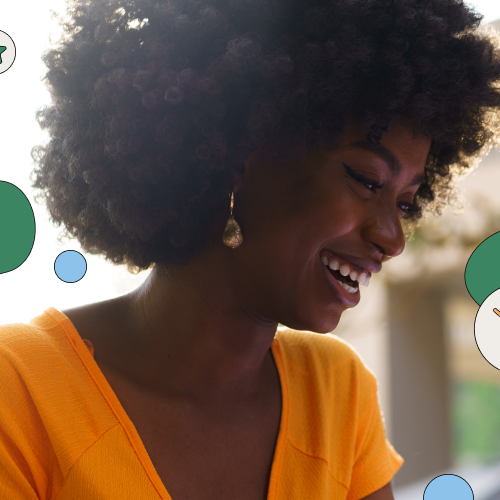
0, 307, 403, 499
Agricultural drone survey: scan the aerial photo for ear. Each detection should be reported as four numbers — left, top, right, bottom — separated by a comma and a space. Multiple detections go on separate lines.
235, 143, 267, 195
233, 176, 244, 195
233, 155, 252, 195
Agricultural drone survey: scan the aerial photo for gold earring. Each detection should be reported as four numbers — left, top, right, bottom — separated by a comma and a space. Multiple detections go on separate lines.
222, 191, 243, 248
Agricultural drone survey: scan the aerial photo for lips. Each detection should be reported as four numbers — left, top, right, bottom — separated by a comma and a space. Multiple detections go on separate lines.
320, 248, 380, 276
321, 259, 360, 308
319, 248, 382, 308
321, 254, 369, 288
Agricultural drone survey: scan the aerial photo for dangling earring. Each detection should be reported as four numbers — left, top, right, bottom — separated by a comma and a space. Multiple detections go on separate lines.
222, 191, 244, 248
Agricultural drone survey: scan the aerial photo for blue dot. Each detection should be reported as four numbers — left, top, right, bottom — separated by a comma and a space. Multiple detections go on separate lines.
424, 475, 473, 500
54, 251, 87, 283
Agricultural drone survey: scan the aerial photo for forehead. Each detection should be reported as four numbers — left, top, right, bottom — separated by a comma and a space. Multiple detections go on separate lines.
338, 115, 432, 171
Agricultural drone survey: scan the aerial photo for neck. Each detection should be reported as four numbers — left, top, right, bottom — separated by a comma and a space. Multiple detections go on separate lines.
122, 246, 279, 406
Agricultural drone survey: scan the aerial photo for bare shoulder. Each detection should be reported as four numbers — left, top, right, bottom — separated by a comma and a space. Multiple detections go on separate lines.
359, 482, 394, 500
62, 296, 133, 364
62, 300, 110, 343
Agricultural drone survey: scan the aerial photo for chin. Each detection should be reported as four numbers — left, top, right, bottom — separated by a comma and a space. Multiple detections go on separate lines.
280, 312, 342, 334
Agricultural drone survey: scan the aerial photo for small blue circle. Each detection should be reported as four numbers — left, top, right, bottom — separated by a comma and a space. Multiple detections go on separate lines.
424, 475, 473, 500
54, 250, 87, 283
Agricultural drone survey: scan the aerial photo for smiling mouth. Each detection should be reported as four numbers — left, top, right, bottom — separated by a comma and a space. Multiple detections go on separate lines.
327, 266, 358, 288
320, 253, 371, 295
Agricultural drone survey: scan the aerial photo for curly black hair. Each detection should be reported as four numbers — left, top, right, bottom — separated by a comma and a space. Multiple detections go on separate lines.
31, 0, 500, 273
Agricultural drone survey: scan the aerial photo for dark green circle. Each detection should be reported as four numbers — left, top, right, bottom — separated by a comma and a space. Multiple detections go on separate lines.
465, 231, 500, 305
0, 182, 35, 274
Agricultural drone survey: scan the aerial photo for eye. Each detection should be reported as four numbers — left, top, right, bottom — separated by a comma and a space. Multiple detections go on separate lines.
397, 201, 421, 218
342, 162, 384, 192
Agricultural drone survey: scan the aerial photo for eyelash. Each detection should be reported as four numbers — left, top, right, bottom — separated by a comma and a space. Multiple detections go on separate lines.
342, 162, 419, 216
397, 202, 420, 217
342, 162, 384, 191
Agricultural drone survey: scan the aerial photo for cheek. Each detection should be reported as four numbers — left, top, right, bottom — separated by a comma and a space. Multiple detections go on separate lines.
294, 183, 365, 242
243, 170, 366, 268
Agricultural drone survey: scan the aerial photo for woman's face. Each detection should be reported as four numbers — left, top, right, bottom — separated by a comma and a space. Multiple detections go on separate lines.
225, 116, 432, 333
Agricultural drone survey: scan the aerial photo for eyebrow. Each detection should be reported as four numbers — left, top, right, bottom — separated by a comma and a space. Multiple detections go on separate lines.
343, 140, 425, 187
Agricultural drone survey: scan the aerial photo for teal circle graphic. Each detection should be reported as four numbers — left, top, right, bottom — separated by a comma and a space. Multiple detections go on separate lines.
54, 251, 87, 283
465, 231, 500, 305
423, 475, 473, 500
0, 181, 36, 274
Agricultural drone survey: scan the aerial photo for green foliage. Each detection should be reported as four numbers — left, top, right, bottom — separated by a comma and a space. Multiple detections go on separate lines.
452, 380, 500, 464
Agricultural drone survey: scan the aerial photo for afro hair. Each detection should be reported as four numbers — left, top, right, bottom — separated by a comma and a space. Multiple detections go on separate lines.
31, 0, 500, 272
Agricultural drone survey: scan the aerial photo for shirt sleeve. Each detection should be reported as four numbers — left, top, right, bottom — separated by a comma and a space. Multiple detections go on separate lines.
0, 332, 44, 500
346, 370, 404, 500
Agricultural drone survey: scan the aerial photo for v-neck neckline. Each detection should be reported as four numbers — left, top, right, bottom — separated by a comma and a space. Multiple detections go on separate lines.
48, 307, 290, 500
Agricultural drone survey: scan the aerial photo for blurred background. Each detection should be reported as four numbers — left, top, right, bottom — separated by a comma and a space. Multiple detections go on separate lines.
2, 1, 500, 499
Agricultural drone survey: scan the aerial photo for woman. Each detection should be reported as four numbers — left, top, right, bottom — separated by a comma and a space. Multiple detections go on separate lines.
2, 0, 500, 498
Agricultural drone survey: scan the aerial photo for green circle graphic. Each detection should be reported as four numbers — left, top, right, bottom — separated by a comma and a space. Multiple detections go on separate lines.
465, 231, 500, 305
0, 182, 35, 274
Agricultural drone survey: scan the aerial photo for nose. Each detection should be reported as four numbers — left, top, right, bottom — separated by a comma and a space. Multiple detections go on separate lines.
363, 206, 406, 260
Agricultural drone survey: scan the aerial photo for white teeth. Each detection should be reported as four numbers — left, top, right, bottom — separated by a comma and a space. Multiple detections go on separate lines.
339, 264, 350, 276
341, 282, 358, 294
324, 253, 371, 289
329, 259, 340, 271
